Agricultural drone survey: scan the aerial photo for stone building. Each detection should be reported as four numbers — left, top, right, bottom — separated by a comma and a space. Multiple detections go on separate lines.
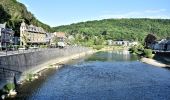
0, 23, 14, 50
20, 21, 47, 46
53, 32, 66, 41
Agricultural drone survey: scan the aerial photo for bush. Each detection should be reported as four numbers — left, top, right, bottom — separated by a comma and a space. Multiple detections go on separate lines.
3, 83, 15, 92
129, 46, 138, 54
93, 45, 104, 50
40, 45, 47, 48
27, 73, 34, 81
143, 49, 154, 58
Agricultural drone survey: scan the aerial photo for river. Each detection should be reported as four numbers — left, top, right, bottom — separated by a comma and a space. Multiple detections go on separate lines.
13, 50, 170, 100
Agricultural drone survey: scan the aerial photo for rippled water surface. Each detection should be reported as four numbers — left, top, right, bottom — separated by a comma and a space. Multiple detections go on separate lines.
15, 51, 170, 100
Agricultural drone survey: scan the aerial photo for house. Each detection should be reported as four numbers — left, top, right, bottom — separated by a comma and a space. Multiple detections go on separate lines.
53, 32, 67, 47
20, 21, 47, 46
53, 32, 66, 41
112, 40, 130, 46
152, 39, 170, 51
166, 41, 170, 51
108, 40, 138, 46
0, 23, 14, 50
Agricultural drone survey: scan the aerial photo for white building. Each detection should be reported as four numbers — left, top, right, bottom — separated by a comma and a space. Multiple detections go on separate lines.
112, 40, 130, 46
152, 39, 170, 51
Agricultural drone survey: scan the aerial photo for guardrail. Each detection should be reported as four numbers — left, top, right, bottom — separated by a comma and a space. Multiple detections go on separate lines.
0, 46, 90, 56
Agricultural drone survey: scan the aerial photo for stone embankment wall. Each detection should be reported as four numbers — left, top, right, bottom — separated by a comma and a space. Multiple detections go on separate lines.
0, 46, 94, 88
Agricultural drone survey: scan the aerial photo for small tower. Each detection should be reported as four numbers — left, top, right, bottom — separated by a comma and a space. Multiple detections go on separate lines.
20, 21, 27, 46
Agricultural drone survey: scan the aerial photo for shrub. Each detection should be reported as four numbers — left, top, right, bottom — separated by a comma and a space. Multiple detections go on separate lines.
143, 49, 154, 58
3, 83, 15, 92
27, 73, 34, 81
93, 45, 104, 50
129, 46, 138, 54
40, 45, 47, 48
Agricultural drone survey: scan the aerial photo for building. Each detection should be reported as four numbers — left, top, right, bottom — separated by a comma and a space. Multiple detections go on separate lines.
20, 21, 47, 46
0, 23, 14, 50
53, 32, 67, 47
108, 40, 138, 46
112, 40, 130, 46
53, 32, 66, 41
152, 39, 170, 51
46, 33, 55, 45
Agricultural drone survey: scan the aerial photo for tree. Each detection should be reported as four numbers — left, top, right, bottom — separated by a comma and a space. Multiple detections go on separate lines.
0, 5, 11, 23
144, 33, 157, 48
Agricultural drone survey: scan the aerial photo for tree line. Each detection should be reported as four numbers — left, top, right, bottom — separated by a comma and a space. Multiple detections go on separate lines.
53, 18, 170, 45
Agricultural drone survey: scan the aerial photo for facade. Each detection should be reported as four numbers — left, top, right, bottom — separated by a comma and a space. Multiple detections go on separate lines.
53, 32, 66, 41
0, 23, 14, 50
20, 21, 47, 46
112, 40, 130, 46
53, 32, 67, 47
46, 33, 55, 45
107, 40, 138, 46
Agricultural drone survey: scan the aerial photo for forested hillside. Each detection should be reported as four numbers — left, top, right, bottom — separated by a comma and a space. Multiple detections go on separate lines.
53, 18, 170, 43
0, 0, 52, 36
1, 0, 170, 45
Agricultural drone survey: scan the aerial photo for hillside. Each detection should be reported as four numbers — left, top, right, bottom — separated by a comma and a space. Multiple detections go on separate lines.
0, 0, 52, 36
53, 18, 170, 44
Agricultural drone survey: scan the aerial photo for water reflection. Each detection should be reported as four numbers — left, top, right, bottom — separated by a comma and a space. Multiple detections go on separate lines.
86, 50, 139, 62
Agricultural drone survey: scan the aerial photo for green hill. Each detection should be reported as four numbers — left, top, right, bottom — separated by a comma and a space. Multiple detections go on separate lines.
0, 0, 52, 36
1, 0, 170, 45
53, 18, 170, 43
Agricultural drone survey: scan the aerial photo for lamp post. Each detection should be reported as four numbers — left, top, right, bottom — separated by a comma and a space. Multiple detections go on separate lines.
5, 29, 7, 55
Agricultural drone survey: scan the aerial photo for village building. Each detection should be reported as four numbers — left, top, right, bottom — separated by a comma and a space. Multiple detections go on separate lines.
107, 40, 138, 46
0, 23, 14, 50
20, 21, 47, 47
112, 40, 130, 46
53, 32, 66, 41
152, 39, 170, 51
53, 32, 67, 47
46, 33, 55, 45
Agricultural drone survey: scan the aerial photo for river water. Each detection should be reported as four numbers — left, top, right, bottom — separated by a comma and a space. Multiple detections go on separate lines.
14, 51, 170, 100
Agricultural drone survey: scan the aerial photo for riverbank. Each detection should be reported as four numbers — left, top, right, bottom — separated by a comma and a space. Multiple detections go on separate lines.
141, 57, 170, 67
98, 46, 129, 51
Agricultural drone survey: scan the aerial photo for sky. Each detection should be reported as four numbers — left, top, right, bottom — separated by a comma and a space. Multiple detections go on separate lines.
17, 0, 170, 27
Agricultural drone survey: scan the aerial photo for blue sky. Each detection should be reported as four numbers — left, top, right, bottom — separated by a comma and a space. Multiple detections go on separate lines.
18, 0, 170, 27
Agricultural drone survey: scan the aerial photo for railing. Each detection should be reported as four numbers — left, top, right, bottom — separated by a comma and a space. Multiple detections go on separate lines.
0, 46, 91, 56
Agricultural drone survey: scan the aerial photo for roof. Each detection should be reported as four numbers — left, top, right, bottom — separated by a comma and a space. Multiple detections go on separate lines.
21, 22, 46, 33
1, 28, 14, 34
166, 40, 170, 44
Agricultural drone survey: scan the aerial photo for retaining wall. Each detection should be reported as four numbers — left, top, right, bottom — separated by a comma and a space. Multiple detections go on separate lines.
0, 46, 93, 88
